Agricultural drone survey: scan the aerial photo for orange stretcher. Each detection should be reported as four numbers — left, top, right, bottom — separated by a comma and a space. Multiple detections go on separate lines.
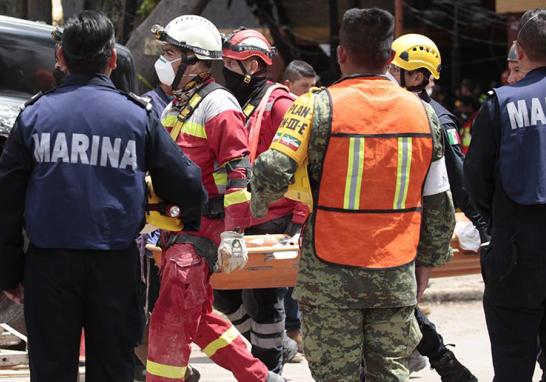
146, 213, 481, 289
211, 234, 299, 289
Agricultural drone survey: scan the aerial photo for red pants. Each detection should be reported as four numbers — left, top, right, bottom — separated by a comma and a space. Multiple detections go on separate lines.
146, 243, 269, 382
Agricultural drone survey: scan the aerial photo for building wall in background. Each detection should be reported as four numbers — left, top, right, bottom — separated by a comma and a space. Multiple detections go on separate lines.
496, 0, 545, 13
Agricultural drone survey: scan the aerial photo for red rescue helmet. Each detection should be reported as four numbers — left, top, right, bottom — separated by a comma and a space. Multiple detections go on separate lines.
222, 28, 276, 66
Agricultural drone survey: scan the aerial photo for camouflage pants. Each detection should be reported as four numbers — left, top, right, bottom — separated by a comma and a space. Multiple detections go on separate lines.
300, 304, 421, 382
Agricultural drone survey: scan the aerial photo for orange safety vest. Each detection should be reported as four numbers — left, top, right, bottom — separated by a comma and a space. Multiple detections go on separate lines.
314, 76, 433, 269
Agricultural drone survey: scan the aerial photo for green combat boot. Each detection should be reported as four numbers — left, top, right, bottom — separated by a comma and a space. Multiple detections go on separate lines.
430, 350, 477, 382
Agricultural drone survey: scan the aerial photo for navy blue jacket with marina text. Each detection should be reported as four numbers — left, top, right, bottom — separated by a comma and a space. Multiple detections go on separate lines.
494, 68, 546, 205
0, 73, 206, 289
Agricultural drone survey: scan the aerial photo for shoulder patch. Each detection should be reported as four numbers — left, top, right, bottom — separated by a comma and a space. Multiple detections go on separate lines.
21, 87, 59, 110
22, 91, 44, 109
126, 92, 153, 112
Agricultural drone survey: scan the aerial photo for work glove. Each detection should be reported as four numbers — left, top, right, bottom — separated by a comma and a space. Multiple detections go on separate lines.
216, 231, 248, 273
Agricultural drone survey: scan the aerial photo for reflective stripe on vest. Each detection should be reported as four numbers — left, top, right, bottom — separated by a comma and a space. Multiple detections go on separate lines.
394, 137, 413, 210
343, 137, 365, 210
314, 76, 433, 269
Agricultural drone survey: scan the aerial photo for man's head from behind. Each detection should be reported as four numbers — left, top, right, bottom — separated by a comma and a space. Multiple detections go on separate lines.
338, 8, 394, 75
58, 10, 117, 75
515, 9, 546, 70
282, 60, 318, 96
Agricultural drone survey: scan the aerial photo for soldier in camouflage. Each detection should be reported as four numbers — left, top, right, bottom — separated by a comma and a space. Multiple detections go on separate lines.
250, 8, 455, 382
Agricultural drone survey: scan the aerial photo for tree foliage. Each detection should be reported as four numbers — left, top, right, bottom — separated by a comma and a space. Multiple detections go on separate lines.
136, 0, 162, 21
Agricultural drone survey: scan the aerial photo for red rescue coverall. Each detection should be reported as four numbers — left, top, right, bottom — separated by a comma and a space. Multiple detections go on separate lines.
146, 78, 269, 382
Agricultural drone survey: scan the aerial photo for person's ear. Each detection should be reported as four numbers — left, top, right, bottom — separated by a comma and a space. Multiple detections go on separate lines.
515, 41, 525, 62
337, 45, 347, 64
108, 48, 118, 71
248, 58, 261, 75
386, 49, 395, 66
57, 46, 68, 70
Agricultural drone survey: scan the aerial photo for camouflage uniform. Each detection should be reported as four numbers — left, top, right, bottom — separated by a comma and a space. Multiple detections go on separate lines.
251, 85, 455, 382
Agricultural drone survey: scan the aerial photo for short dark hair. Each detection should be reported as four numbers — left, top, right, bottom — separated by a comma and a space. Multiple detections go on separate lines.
62, 10, 116, 73
282, 60, 317, 82
517, 8, 546, 61
339, 8, 394, 71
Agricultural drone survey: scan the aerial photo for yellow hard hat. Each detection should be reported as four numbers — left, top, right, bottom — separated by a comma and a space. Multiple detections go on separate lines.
391, 34, 441, 79
145, 176, 183, 232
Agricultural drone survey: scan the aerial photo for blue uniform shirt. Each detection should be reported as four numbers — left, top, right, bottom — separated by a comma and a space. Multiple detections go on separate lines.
142, 86, 172, 120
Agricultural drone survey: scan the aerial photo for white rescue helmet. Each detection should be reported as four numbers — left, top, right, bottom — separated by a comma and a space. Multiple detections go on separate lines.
151, 15, 222, 60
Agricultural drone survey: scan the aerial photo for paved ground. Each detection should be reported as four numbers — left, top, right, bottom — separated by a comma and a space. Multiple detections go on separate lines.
189, 300, 543, 382
412, 301, 542, 381
1, 275, 543, 381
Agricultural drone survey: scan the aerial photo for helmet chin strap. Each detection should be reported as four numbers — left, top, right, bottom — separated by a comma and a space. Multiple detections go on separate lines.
237, 60, 252, 84
171, 55, 198, 90
401, 68, 428, 93
235, 58, 268, 84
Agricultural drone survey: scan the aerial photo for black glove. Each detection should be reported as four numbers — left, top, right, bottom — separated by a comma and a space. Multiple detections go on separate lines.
478, 227, 491, 245
284, 222, 302, 237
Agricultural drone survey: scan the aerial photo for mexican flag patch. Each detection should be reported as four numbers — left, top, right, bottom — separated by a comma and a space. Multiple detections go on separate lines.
446, 128, 461, 145
279, 134, 302, 151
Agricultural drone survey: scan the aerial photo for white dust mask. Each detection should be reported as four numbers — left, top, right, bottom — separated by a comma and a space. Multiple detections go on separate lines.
154, 55, 182, 86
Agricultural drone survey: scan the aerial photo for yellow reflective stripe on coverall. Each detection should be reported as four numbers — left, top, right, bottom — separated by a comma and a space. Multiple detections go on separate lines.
146, 359, 187, 379
224, 188, 252, 207
202, 325, 240, 358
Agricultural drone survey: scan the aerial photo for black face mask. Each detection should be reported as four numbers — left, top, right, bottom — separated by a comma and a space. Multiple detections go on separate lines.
222, 67, 266, 106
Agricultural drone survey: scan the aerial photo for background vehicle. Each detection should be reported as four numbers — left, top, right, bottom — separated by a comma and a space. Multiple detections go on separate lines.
0, 15, 137, 155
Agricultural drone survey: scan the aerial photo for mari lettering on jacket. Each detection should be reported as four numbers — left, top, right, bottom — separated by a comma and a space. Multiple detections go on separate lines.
32, 133, 138, 170
507, 98, 546, 129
